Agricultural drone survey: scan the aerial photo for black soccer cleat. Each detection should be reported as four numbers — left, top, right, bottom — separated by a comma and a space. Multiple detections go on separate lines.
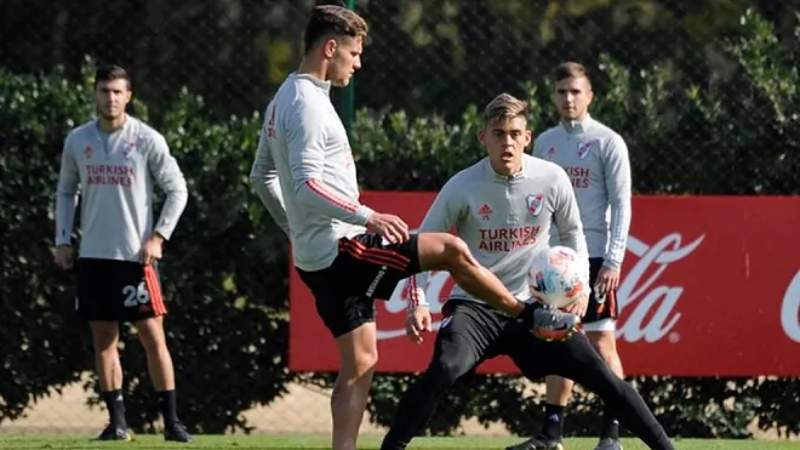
164, 421, 193, 442
506, 434, 565, 450
95, 423, 133, 441
531, 306, 581, 342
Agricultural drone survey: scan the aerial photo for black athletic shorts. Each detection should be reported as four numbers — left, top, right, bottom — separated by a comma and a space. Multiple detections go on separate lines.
583, 257, 619, 324
77, 258, 167, 322
297, 233, 420, 338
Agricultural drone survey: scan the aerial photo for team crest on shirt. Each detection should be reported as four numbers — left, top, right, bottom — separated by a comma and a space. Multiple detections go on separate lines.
123, 141, 137, 159
83, 145, 94, 159
546, 145, 556, 159
577, 140, 598, 159
526, 194, 544, 216
478, 203, 493, 221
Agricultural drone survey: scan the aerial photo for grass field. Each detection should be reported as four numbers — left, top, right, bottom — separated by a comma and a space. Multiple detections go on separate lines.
2, 434, 799, 450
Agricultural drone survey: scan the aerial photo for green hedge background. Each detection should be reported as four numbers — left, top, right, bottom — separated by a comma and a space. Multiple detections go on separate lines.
1, 8, 798, 438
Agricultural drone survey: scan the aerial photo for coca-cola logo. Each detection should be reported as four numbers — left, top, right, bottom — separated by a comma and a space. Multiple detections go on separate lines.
377, 233, 705, 343
617, 233, 704, 343
782, 271, 800, 343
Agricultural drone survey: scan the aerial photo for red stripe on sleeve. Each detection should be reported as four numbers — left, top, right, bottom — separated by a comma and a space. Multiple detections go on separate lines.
305, 179, 359, 213
409, 275, 419, 307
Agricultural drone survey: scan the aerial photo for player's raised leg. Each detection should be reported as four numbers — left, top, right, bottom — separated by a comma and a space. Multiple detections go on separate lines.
417, 232, 524, 316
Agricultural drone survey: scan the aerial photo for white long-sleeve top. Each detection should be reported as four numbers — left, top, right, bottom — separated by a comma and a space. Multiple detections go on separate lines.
533, 115, 632, 269
250, 73, 374, 271
411, 155, 587, 307
55, 116, 188, 262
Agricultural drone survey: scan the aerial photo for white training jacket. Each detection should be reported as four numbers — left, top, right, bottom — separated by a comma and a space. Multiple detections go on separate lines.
250, 73, 374, 272
533, 115, 632, 269
55, 115, 188, 262
410, 155, 587, 307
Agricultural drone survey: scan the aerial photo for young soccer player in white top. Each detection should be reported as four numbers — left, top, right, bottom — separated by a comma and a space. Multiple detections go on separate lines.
249, 6, 569, 450
381, 93, 671, 450
509, 61, 632, 450
54, 65, 191, 443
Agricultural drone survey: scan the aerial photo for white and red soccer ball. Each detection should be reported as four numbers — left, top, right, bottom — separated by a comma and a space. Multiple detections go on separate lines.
529, 246, 589, 308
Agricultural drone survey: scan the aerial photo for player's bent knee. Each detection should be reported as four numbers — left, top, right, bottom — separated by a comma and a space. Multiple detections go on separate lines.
419, 233, 473, 272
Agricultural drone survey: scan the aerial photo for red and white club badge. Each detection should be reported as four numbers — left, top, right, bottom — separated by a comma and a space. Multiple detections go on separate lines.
527, 193, 544, 216
577, 140, 598, 159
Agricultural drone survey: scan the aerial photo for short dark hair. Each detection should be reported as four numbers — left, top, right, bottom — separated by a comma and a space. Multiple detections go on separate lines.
94, 65, 131, 89
304, 5, 368, 54
554, 61, 591, 86
483, 93, 529, 126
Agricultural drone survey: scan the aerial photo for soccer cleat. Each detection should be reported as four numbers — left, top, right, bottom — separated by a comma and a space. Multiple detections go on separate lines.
594, 437, 623, 450
531, 306, 581, 342
164, 421, 193, 442
505, 434, 565, 450
95, 423, 133, 441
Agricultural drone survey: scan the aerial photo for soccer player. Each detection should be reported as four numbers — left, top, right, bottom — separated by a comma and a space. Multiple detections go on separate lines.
54, 65, 191, 442
509, 62, 633, 450
249, 7, 568, 450
380, 93, 673, 450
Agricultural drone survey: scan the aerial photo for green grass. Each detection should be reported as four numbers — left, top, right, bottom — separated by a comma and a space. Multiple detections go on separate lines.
1, 434, 799, 450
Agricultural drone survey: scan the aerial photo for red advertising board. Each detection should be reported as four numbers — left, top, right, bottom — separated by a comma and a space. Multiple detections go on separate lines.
290, 193, 800, 376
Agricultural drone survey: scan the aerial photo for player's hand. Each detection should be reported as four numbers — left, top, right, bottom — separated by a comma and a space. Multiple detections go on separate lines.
595, 266, 620, 298
54, 245, 74, 270
405, 306, 432, 344
563, 289, 589, 317
140, 233, 165, 266
366, 212, 410, 244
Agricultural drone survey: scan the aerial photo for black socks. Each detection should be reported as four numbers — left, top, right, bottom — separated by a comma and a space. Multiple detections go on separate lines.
101, 389, 127, 428
601, 406, 621, 440
542, 403, 565, 439
158, 390, 179, 428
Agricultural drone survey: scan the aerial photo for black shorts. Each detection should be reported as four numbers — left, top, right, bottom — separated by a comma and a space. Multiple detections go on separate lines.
583, 257, 619, 324
77, 258, 167, 322
297, 233, 420, 338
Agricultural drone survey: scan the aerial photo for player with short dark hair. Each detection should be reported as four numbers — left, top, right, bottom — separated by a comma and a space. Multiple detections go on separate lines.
379, 93, 673, 450
508, 61, 633, 450
54, 64, 191, 442
249, 7, 565, 450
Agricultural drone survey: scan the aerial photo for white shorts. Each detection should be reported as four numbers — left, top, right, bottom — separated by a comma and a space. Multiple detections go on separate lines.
582, 317, 616, 332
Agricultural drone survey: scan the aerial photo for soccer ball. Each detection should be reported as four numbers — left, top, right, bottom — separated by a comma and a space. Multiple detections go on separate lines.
528, 246, 589, 308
